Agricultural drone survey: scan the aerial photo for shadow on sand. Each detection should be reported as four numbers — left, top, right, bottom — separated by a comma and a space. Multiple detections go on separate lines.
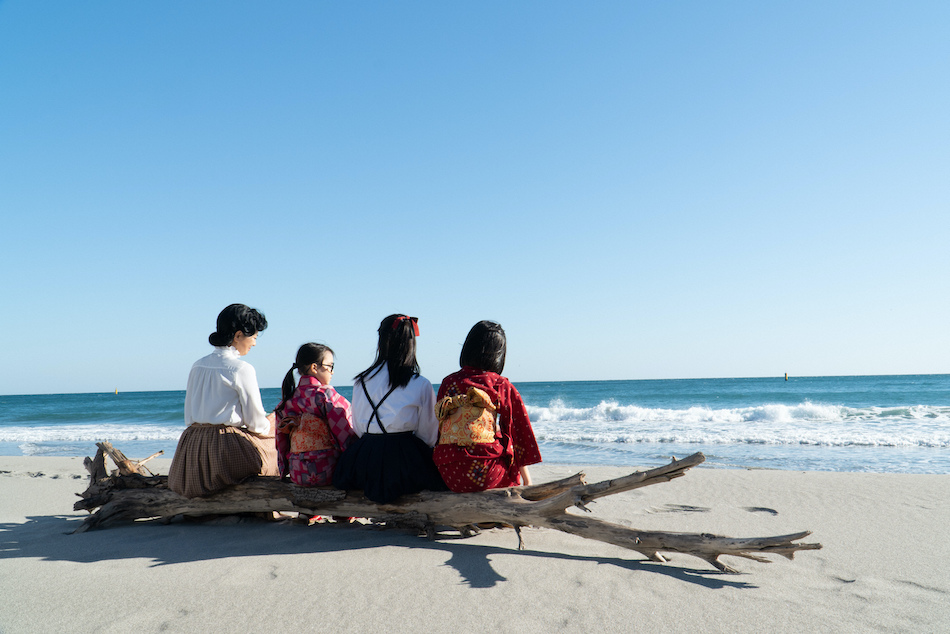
0, 513, 759, 591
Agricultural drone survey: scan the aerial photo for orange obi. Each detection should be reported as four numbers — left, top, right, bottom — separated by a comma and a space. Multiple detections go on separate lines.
436, 387, 498, 446
289, 413, 335, 454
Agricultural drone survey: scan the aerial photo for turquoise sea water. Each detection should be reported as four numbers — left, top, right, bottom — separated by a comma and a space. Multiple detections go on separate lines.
1, 375, 948, 473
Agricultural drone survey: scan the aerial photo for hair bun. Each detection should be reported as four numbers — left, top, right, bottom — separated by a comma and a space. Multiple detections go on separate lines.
209, 332, 228, 347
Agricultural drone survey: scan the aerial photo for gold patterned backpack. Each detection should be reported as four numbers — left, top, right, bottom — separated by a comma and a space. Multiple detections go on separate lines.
436, 387, 499, 446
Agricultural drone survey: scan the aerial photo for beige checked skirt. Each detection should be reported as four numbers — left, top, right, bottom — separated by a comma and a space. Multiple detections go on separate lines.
168, 423, 279, 498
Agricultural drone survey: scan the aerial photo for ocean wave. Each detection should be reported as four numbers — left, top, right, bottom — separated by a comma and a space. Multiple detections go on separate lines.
528, 399, 950, 424
2, 401, 948, 450
528, 400, 950, 448
0, 423, 184, 444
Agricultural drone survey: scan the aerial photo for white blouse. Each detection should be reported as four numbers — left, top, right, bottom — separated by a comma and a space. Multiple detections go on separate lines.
183, 346, 271, 435
351, 365, 439, 447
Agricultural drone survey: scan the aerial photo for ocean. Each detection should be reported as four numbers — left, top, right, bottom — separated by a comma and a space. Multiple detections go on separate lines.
1, 375, 948, 473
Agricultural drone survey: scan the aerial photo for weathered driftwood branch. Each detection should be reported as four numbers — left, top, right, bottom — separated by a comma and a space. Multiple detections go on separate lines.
73, 446, 821, 573
85, 441, 162, 478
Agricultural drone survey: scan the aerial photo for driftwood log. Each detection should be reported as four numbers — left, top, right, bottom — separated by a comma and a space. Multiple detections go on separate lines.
74, 442, 821, 573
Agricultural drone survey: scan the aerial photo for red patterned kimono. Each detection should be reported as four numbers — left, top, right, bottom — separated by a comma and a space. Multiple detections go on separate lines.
434, 367, 541, 492
275, 376, 355, 486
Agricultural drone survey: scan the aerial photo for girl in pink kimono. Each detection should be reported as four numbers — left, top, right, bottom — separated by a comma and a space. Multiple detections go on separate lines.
275, 343, 355, 486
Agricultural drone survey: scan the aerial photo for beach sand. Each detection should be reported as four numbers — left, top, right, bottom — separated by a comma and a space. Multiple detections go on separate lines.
1, 457, 948, 633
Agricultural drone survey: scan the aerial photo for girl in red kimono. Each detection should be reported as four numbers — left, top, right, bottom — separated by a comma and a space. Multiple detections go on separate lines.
275, 343, 355, 486
434, 321, 542, 492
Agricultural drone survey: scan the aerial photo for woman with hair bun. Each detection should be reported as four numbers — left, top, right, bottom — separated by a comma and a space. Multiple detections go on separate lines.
168, 303, 279, 498
434, 320, 541, 492
333, 314, 446, 503
274, 343, 355, 486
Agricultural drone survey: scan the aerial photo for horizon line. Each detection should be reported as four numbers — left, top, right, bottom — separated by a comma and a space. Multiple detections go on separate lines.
3, 372, 949, 398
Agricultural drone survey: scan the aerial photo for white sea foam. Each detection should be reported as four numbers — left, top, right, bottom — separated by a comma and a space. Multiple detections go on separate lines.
0, 423, 183, 444
528, 400, 950, 448
2, 401, 947, 451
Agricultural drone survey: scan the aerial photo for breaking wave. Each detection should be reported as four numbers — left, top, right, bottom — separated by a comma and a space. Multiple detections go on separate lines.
528, 400, 950, 448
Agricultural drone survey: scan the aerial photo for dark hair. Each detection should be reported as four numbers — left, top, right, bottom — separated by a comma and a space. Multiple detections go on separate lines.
208, 304, 268, 347
278, 343, 333, 411
355, 314, 420, 389
460, 320, 506, 374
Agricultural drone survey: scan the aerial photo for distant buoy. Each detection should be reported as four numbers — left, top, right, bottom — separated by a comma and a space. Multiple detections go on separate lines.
784, 373, 788, 381
115, 388, 118, 394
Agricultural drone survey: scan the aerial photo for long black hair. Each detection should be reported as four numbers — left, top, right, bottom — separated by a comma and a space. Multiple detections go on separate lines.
277, 343, 333, 412
459, 320, 506, 374
208, 304, 267, 347
355, 314, 420, 389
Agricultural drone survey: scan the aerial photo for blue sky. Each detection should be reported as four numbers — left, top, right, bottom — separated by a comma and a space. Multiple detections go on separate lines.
1, 1, 948, 395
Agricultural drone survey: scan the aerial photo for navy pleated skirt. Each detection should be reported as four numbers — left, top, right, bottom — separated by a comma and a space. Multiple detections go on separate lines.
333, 431, 447, 503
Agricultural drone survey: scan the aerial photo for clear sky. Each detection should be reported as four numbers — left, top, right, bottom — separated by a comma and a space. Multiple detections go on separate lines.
1, 1, 948, 395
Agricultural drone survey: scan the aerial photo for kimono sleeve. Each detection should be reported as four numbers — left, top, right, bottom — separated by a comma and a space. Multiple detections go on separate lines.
322, 386, 357, 450
275, 406, 292, 477
504, 382, 542, 467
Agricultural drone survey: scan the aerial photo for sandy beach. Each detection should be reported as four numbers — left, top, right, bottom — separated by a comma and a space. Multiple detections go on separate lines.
1, 456, 947, 633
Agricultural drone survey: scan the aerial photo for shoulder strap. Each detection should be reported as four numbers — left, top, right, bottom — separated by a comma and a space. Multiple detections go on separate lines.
361, 380, 400, 434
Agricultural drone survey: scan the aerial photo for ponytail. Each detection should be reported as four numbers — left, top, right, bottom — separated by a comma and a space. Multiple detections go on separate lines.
278, 366, 297, 412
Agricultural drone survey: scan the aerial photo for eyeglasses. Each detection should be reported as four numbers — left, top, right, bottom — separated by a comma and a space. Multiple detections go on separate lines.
320, 363, 335, 373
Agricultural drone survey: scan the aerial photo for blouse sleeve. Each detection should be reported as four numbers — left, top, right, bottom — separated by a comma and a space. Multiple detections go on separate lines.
349, 380, 369, 437
415, 378, 440, 447
183, 365, 198, 425
234, 363, 272, 435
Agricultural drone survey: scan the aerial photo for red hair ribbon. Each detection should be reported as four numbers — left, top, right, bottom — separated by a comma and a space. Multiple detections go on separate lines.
393, 315, 420, 336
